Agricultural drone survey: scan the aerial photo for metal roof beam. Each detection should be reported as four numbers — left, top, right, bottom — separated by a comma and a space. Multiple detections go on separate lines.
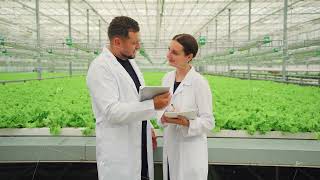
193, 0, 235, 36
13, 0, 84, 36
81, 0, 108, 25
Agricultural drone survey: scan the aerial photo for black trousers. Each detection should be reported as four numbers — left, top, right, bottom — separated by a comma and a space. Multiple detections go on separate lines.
168, 162, 170, 180
141, 121, 149, 180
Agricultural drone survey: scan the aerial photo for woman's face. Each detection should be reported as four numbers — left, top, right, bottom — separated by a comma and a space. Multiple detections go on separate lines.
166, 40, 192, 69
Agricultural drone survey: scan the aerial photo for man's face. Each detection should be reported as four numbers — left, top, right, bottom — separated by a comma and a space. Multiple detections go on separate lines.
119, 31, 141, 59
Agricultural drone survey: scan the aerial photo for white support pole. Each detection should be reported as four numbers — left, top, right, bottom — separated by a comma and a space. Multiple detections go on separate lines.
35, 0, 41, 79
99, 19, 101, 47
68, 0, 72, 77
87, 9, 90, 45
282, 0, 289, 82
247, 0, 252, 80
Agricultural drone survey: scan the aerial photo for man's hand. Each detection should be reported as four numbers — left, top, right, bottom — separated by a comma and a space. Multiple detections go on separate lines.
153, 92, 171, 110
151, 128, 157, 150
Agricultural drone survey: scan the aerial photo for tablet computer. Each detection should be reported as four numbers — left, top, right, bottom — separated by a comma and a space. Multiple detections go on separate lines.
139, 86, 170, 102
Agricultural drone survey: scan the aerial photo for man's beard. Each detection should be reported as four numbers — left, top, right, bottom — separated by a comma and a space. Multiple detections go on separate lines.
120, 52, 135, 59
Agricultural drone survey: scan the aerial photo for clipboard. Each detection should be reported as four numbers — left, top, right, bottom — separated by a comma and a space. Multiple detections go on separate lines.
139, 86, 170, 102
164, 111, 197, 120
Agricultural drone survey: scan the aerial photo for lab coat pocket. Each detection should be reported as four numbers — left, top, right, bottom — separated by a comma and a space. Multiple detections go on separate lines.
182, 138, 208, 179
99, 126, 129, 159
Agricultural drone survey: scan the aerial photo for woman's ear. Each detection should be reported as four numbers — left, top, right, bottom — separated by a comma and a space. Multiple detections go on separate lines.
187, 54, 193, 63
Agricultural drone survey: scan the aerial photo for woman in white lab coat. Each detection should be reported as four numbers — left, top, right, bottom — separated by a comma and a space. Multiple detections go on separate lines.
159, 34, 214, 180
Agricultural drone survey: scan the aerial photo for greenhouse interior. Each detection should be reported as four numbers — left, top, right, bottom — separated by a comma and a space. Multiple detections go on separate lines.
0, 0, 320, 179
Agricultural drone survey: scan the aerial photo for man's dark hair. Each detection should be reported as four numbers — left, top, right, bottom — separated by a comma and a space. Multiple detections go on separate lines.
172, 34, 198, 59
108, 16, 140, 40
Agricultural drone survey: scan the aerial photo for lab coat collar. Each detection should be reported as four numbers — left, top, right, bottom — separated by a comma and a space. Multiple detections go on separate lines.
172, 66, 195, 96
129, 59, 145, 86
102, 47, 140, 95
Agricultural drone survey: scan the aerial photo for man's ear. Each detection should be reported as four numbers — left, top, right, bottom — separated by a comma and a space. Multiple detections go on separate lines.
113, 37, 121, 47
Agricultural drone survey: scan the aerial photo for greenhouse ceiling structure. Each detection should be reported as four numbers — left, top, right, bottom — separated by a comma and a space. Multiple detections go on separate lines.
0, 0, 320, 66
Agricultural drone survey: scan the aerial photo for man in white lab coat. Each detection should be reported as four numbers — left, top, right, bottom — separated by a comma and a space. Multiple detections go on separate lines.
87, 16, 171, 180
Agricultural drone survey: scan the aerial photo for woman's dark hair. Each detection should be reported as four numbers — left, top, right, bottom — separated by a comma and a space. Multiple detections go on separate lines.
108, 16, 140, 40
172, 34, 198, 59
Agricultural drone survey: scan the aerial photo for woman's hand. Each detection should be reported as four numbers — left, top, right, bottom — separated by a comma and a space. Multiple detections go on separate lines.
161, 115, 167, 124
151, 128, 157, 150
162, 115, 190, 127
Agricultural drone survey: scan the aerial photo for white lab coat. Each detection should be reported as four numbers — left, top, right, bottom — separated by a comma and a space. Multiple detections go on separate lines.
159, 67, 214, 180
87, 47, 155, 180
